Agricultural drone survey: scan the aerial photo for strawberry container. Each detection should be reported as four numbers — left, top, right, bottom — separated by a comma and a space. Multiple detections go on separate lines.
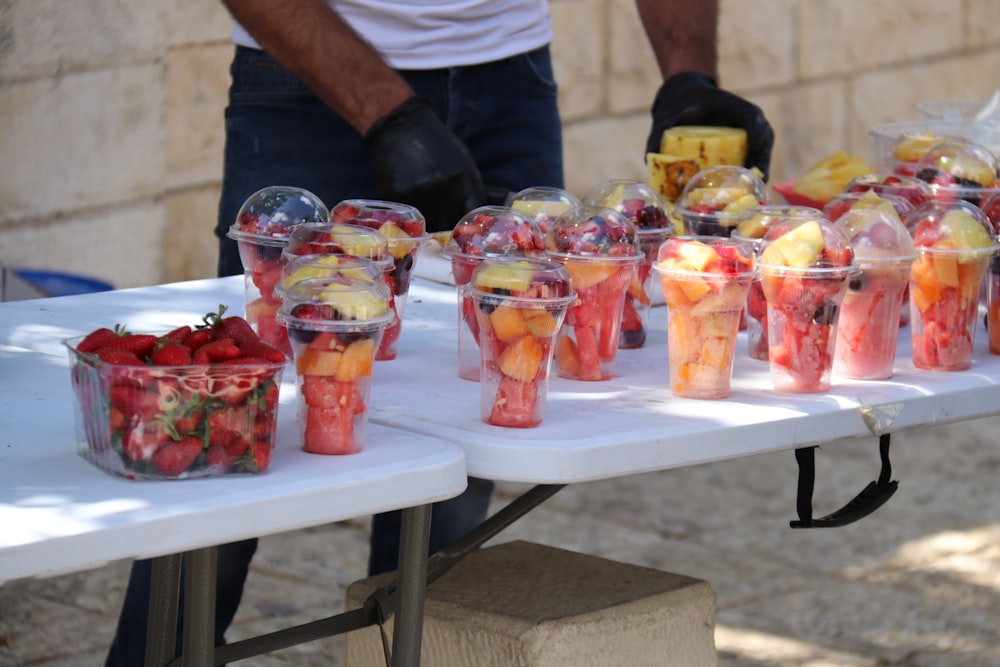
65, 338, 286, 480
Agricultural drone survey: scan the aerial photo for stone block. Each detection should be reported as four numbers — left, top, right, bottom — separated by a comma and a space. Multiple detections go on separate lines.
966, 0, 1000, 48
719, 0, 796, 90
0, 66, 165, 223
562, 114, 648, 197
164, 44, 230, 189
797, 0, 961, 79
162, 185, 222, 283
607, 0, 659, 114
551, 0, 605, 121
167, 0, 233, 47
0, 201, 166, 289
345, 540, 717, 667
0, 0, 164, 81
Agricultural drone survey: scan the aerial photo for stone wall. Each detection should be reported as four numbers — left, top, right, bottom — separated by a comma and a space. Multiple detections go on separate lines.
1, 0, 998, 289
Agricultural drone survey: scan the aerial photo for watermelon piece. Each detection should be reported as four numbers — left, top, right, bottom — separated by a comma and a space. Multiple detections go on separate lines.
488, 376, 541, 428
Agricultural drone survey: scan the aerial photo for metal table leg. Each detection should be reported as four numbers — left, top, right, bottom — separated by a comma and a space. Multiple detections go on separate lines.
391, 504, 432, 667
145, 554, 182, 667
181, 546, 217, 667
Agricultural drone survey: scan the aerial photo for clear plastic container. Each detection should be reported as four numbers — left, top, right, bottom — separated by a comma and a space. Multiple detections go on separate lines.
582, 179, 676, 348
441, 206, 545, 380
468, 257, 576, 427
675, 166, 768, 237
868, 119, 1000, 172
505, 187, 581, 234
65, 335, 285, 479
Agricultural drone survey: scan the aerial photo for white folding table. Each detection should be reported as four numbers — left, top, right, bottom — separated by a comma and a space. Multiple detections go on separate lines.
0, 278, 468, 667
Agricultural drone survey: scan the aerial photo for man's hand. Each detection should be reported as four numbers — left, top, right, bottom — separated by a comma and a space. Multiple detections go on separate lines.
364, 96, 486, 233
646, 72, 774, 180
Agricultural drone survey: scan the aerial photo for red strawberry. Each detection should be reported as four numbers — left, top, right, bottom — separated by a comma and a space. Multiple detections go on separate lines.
77, 327, 118, 353
192, 338, 242, 364
162, 325, 193, 344
101, 333, 159, 358
184, 328, 213, 351
251, 440, 272, 470
223, 430, 249, 458
151, 436, 203, 476
204, 444, 236, 469
150, 342, 193, 366
109, 386, 160, 421
95, 348, 147, 366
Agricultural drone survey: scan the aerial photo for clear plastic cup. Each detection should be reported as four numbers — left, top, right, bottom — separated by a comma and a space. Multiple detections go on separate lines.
843, 173, 933, 210
467, 257, 576, 427
505, 186, 581, 234
544, 206, 643, 381
675, 165, 769, 237
227, 186, 329, 356
653, 236, 756, 398
912, 139, 1000, 209
441, 206, 545, 381
758, 216, 855, 392
276, 277, 394, 455
833, 208, 916, 380
733, 205, 823, 360
906, 200, 997, 370
582, 178, 676, 349
329, 199, 429, 360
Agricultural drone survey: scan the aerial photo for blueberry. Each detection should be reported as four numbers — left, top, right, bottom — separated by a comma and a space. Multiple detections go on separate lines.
812, 303, 839, 325
848, 273, 866, 291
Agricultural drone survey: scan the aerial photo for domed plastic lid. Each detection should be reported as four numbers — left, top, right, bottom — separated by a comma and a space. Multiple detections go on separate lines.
276, 276, 394, 327
844, 173, 933, 208
228, 186, 329, 243
653, 236, 756, 278
833, 207, 916, 262
758, 215, 854, 271
676, 166, 768, 220
582, 179, 675, 235
734, 204, 822, 241
905, 199, 997, 254
441, 206, 545, 260
330, 199, 428, 257
505, 187, 581, 234
469, 256, 576, 301
544, 206, 642, 260
824, 191, 915, 226
286, 222, 390, 267
915, 139, 999, 188
276, 254, 384, 300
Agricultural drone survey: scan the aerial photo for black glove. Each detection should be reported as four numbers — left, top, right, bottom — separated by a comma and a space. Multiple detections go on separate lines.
364, 96, 486, 233
646, 72, 775, 181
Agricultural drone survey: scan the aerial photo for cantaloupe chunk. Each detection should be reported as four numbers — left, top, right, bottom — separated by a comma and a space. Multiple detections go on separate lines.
296, 348, 342, 376
555, 335, 580, 376
500, 336, 543, 382
490, 305, 530, 341
523, 309, 560, 337
335, 339, 375, 382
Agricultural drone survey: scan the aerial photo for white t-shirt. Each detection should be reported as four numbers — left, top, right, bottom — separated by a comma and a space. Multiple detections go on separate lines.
232, 0, 553, 70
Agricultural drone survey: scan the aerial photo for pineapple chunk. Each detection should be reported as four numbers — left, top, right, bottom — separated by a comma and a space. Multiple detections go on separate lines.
676, 241, 719, 271
474, 261, 534, 292
659, 126, 748, 167
940, 209, 994, 253
762, 220, 826, 268
721, 193, 760, 215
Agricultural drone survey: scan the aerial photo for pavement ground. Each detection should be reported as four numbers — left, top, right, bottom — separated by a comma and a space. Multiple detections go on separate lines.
2, 414, 999, 666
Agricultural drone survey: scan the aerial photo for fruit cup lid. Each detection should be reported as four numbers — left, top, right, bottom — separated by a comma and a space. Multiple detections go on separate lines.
653, 235, 756, 279
675, 165, 768, 220
505, 187, 581, 234
276, 254, 385, 300
905, 199, 998, 255
441, 206, 545, 261
287, 222, 391, 264
276, 276, 395, 328
833, 207, 916, 263
227, 185, 329, 242
582, 178, 675, 234
468, 256, 576, 304
757, 216, 855, 273
543, 205, 643, 262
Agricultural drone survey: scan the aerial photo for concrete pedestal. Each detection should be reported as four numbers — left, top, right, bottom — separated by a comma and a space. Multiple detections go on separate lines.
345, 540, 717, 666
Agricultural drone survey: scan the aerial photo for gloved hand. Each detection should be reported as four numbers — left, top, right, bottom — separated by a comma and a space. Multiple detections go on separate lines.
364, 96, 487, 232
645, 72, 775, 181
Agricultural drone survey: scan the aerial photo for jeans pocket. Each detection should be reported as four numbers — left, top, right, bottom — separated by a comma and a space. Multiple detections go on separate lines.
515, 46, 558, 94
228, 46, 315, 105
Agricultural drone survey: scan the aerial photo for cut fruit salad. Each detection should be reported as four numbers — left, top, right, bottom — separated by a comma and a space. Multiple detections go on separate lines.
676, 165, 769, 236
469, 257, 575, 427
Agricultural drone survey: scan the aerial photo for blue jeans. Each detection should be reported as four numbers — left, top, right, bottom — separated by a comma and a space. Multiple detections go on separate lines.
106, 44, 562, 665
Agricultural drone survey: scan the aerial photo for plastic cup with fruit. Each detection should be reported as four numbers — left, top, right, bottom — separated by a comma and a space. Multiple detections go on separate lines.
329, 199, 429, 360
757, 216, 855, 393
904, 199, 997, 371
582, 178, 676, 349
886, 132, 970, 178
227, 186, 329, 356
65, 309, 287, 479
652, 236, 755, 399
732, 205, 822, 360
440, 206, 546, 381
286, 222, 392, 266
467, 257, 576, 427
276, 277, 394, 455
912, 139, 1000, 208
505, 186, 582, 235
832, 208, 916, 380
675, 165, 768, 237
544, 205, 643, 381
844, 173, 933, 211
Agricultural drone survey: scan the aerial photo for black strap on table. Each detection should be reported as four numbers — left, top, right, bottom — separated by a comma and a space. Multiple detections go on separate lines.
790, 433, 898, 528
